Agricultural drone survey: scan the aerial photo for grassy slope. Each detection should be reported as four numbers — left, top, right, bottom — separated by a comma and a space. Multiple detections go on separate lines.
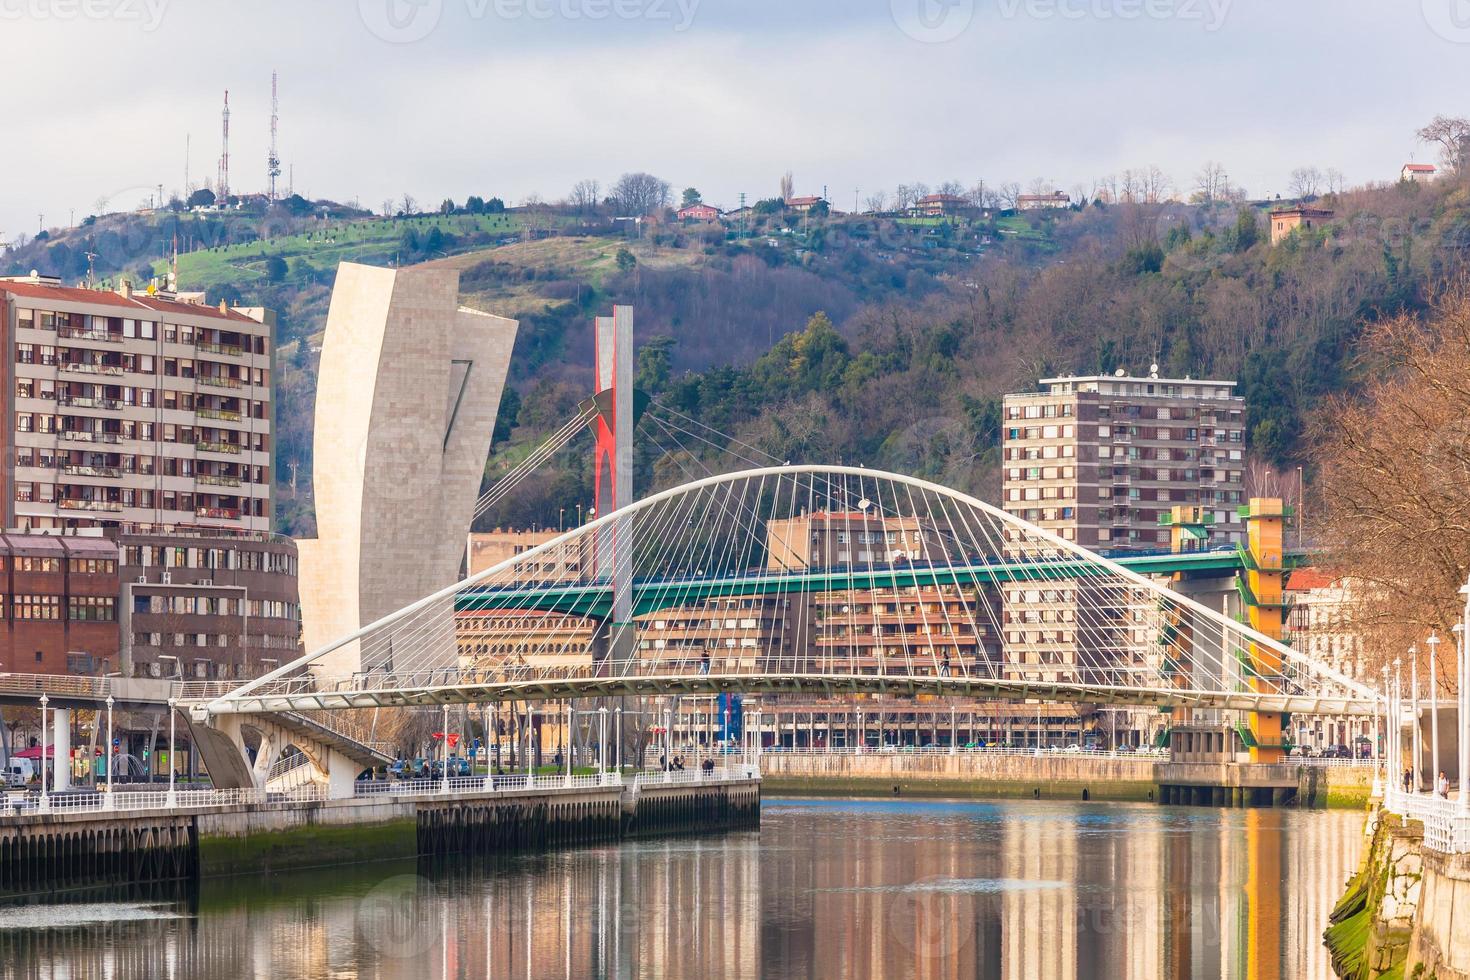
157, 213, 529, 293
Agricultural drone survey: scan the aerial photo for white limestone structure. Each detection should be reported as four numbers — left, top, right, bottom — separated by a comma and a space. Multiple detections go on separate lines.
297, 262, 517, 678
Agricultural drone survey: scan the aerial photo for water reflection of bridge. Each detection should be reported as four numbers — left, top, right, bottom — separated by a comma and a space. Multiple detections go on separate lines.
0, 801, 1363, 980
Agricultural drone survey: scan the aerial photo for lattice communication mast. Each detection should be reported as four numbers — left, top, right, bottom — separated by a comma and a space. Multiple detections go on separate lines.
267, 71, 282, 202
217, 90, 231, 205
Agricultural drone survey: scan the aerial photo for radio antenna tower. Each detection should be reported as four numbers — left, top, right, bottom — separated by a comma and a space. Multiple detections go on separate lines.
267, 71, 282, 201
217, 90, 231, 205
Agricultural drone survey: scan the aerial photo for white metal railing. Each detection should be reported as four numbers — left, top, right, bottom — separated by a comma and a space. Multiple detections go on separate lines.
635, 766, 760, 786
1383, 788, 1470, 854
759, 745, 1167, 761
3, 785, 326, 817
354, 771, 625, 799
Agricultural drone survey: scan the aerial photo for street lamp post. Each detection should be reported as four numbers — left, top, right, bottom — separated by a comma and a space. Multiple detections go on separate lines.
949, 705, 956, 756
38, 693, 49, 809
166, 697, 178, 807
105, 695, 115, 807
1429, 633, 1442, 794
1394, 658, 1404, 795
441, 703, 451, 795
597, 706, 608, 784
565, 704, 574, 787
1411, 646, 1421, 793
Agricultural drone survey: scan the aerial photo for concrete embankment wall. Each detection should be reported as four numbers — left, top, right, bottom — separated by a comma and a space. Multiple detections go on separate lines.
1408, 848, 1470, 978
0, 780, 761, 891
1325, 811, 1470, 979
760, 753, 1376, 808
759, 753, 1159, 803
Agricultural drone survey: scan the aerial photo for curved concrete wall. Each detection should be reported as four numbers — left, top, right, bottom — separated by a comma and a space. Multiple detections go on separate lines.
298, 262, 517, 676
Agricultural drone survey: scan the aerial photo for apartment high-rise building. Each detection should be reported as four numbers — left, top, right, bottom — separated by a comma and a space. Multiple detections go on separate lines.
1001, 371, 1247, 553
999, 372, 1248, 739
0, 274, 275, 532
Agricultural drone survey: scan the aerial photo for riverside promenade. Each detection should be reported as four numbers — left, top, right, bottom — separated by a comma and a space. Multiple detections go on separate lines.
0, 767, 760, 891
757, 747, 1376, 808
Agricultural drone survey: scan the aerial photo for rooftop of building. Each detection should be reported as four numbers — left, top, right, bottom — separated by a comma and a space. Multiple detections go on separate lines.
0, 274, 264, 324
1403, 163, 1437, 172
1267, 206, 1335, 219
1017, 370, 1240, 398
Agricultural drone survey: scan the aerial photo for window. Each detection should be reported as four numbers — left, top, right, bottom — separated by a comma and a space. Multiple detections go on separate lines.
69, 596, 116, 622
14, 595, 61, 620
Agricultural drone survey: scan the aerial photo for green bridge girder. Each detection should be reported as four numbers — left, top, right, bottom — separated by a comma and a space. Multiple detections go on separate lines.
456, 548, 1303, 620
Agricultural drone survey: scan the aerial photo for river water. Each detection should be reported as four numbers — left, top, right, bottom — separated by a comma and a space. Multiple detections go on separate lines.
0, 797, 1364, 979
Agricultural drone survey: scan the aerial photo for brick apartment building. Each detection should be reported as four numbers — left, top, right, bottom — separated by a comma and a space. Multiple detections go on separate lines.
0, 273, 275, 532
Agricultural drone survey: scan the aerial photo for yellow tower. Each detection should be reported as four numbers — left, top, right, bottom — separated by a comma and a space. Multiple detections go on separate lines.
1238, 498, 1289, 764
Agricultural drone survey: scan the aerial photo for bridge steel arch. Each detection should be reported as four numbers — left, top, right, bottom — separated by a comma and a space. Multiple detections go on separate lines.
201, 465, 1381, 718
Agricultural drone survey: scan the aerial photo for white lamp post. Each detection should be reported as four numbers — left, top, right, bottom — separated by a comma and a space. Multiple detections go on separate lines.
949, 705, 956, 756
1411, 646, 1421, 793
1394, 658, 1404, 796
565, 704, 574, 787
597, 706, 608, 784
441, 703, 451, 794
105, 695, 115, 808
1429, 633, 1443, 794
166, 697, 178, 807
38, 693, 49, 809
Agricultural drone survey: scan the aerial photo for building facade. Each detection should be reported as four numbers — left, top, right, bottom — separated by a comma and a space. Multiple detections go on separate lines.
1286, 568, 1373, 751
1268, 207, 1334, 245
1001, 372, 1247, 552
0, 533, 119, 675
0, 274, 274, 533
117, 528, 301, 680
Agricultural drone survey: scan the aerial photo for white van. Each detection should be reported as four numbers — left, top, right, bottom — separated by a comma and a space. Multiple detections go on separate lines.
5, 759, 35, 787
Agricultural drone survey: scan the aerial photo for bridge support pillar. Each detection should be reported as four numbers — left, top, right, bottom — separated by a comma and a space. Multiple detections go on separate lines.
1240, 498, 1290, 764
52, 708, 71, 792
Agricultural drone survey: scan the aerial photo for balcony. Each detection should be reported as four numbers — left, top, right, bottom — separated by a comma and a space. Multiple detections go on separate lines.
196, 341, 244, 358
59, 498, 123, 513
62, 430, 121, 444
198, 473, 242, 487
197, 407, 242, 422
62, 464, 123, 479
59, 396, 123, 411
196, 440, 242, 455
62, 363, 125, 377
58, 326, 122, 344
198, 375, 243, 389
196, 506, 242, 521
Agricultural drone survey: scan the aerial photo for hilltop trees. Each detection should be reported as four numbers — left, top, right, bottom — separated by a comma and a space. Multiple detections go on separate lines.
1313, 279, 1470, 676
610, 172, 670, 217
1417, 115, 1470, 174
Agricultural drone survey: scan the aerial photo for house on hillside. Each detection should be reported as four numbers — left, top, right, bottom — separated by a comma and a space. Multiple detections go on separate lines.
1268, 206, 1334, 245
784, 195, 828, 214
1017, 191, 1071, 211
721, 205, 755, 224
676, 202, 721, 222
1401, 163, 1437, 184
911, 193, 972, 217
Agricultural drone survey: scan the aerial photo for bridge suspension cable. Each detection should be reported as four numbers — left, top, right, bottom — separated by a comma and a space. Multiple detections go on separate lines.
210, 466, 1378, 719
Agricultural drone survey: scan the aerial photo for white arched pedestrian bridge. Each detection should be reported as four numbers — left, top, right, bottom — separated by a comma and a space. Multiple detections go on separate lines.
194, 466, 1378, 719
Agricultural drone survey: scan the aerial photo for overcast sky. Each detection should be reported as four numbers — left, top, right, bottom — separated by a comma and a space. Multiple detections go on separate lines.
2, 0, 1467, 242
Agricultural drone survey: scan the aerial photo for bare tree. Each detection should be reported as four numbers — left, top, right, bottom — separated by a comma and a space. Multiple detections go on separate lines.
1288, 167, 1323, 200
400, 193, 417, 216
1417, 115, 1470, 174
1193, 161, 1230, 205
894, 184, 917, 212
863, 190, 889, 214
610, 172, 670, 217
997, 182, 1021, 209
381, 199, 395, 218
1314, 278, 1470, 686
938, 180, 965, 197
570, 178, 601, 214
779, 171, 794, 204
1027, 177, 1053, 197
965, 179, 988, 209
1324, 168, 1346, 196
